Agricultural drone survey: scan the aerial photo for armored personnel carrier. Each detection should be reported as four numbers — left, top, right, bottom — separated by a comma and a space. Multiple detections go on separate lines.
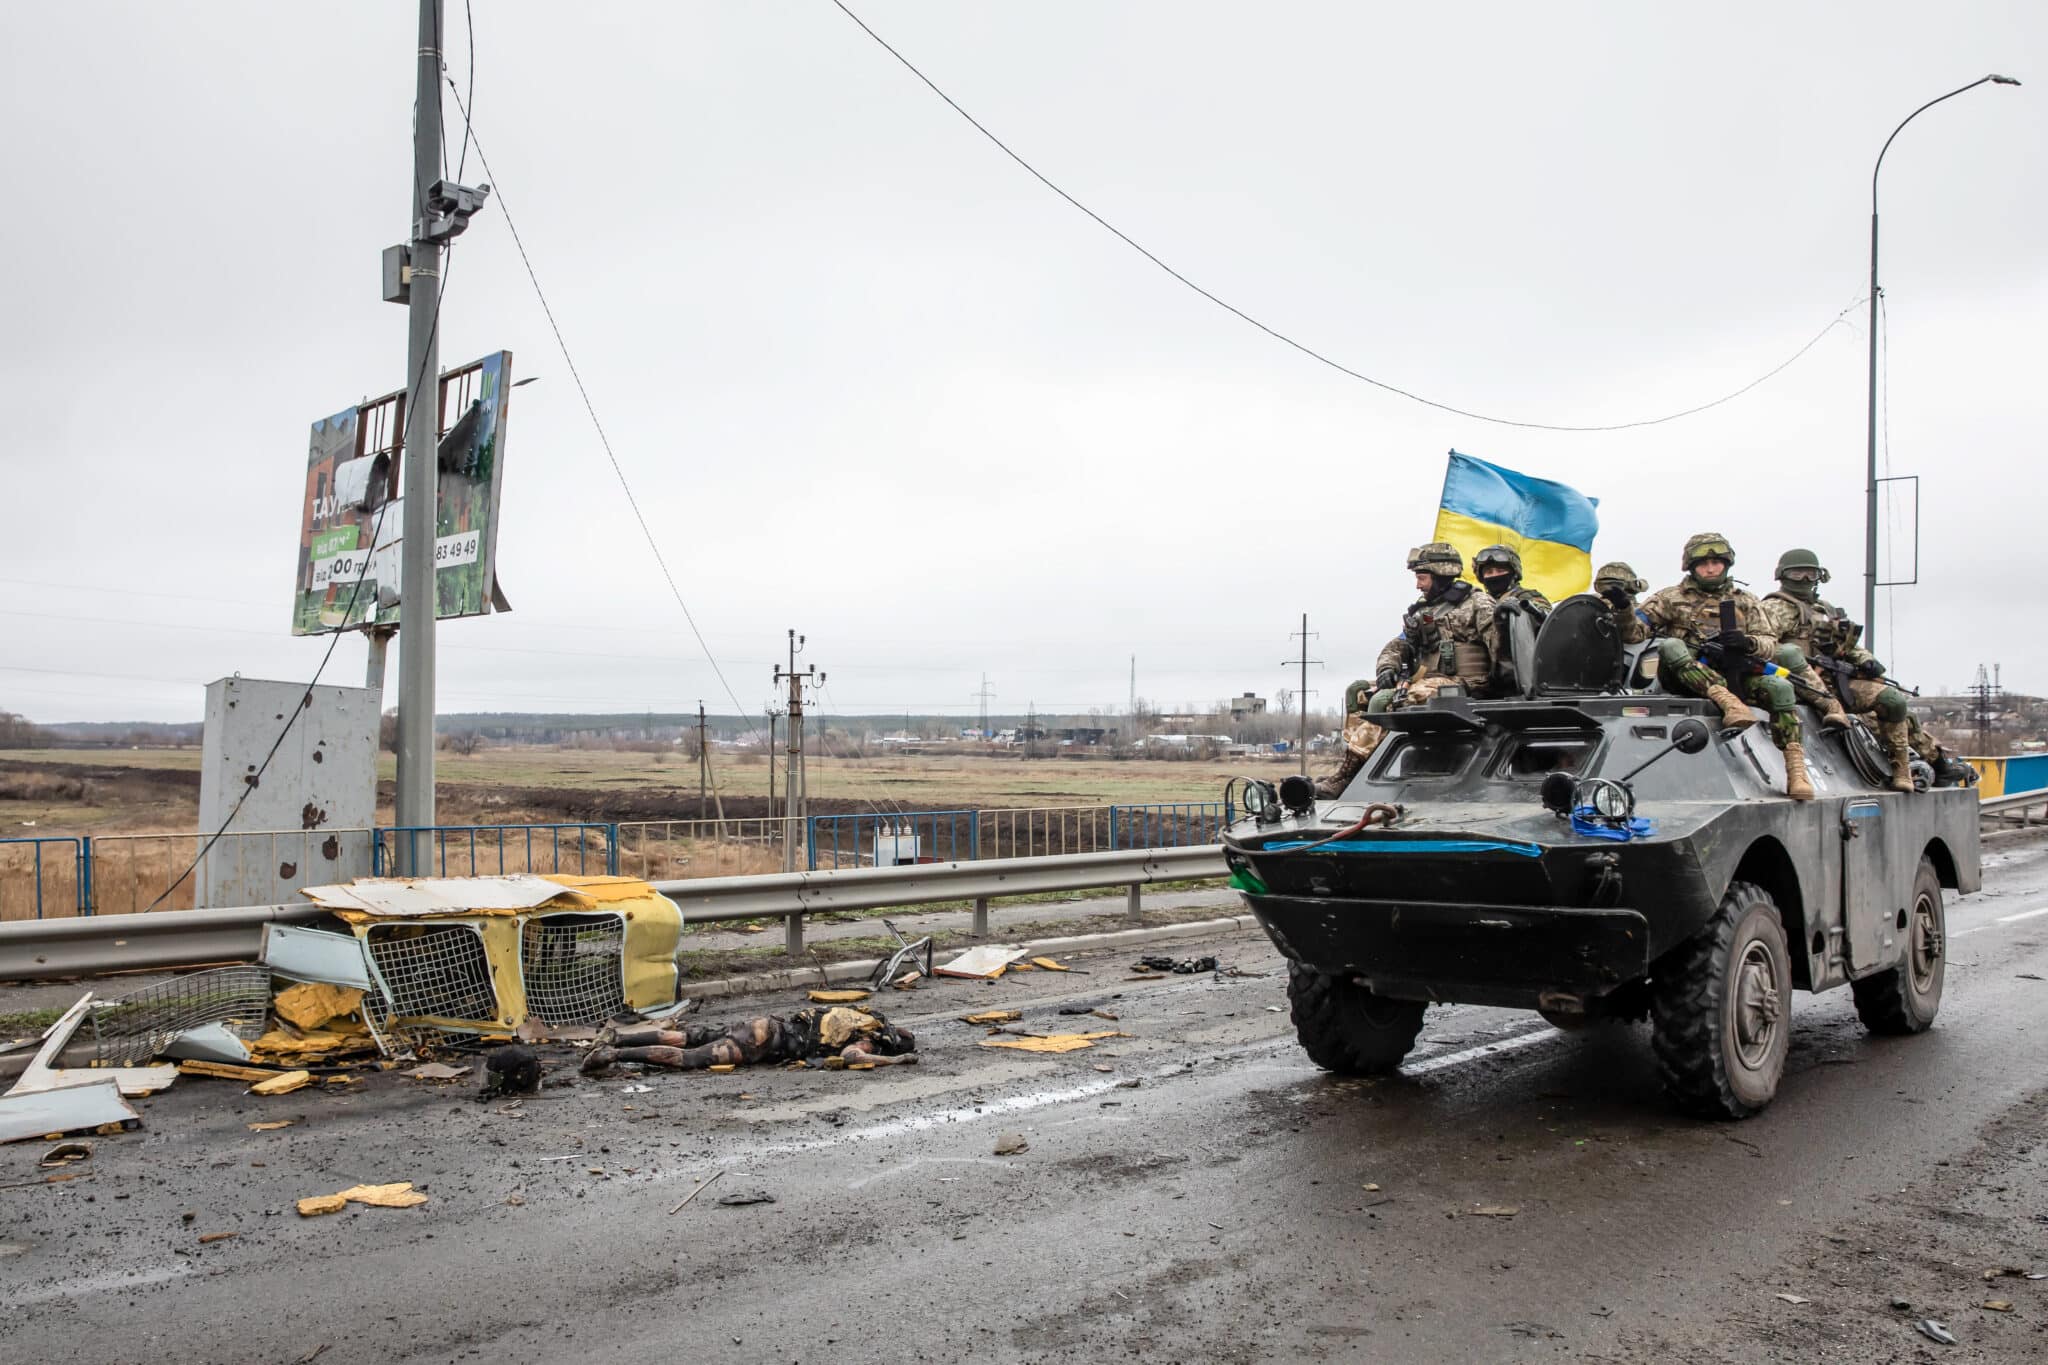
1220, 594, 1981, 1118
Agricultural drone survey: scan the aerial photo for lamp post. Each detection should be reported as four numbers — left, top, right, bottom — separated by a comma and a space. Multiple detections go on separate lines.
1863, 74, 2020, 652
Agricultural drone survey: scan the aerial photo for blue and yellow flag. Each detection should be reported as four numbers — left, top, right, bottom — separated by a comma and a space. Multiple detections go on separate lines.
1430, 451, 1599, 601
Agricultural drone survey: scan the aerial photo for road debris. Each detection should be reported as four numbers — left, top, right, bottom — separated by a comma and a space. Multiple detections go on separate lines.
1468, 1205, 1521, 1218
0, 1080, 140, 1145
1773, 1293, 1810, 1305
715, 1189, 775, 1207
481, 1045, 542, 1099
250, 1070, 313, 1096
621, 1084, 652, 1095
1031, 957, 1073, 972
936, 945, 1029, 979
981, 1031, 1126, 1054
1982, 1301, 2014, 1312
296, 1182, 430, 1217
405, 1063, 472, 1082
247, 1121, 295, 1132
961, 1010, 1022, 1025
993, 1134, 1029, 1156
668, 1170, 725, 1214
1133, 955, 1218, 975
806, 989, 871, 1004
197, 1232, 238, 1244
1914, 1319, 1957, 1345
39, 1142, 91, 1168
8, 995, 177, 1098
179, 1060, 286, 1084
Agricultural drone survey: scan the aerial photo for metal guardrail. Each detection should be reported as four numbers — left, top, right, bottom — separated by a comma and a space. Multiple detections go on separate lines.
1980, 788, 2048, 821
0, 845, 1229, 982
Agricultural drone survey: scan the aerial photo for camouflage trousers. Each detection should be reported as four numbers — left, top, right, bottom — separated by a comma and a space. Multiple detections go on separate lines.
1653, 639, 1801, 748
1771, 646, 1925, 761
1312, 674, 1460, 797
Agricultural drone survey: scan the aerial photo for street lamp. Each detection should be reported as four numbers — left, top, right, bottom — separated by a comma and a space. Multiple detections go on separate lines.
1863, 74, 2020, 653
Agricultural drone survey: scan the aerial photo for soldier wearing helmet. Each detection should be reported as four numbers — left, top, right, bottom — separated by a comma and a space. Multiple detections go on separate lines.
1761, 549, 1962, 791
1593, 561, 1648, 622
1635, 533, 1814, 801
1472, 544, 1553, 616
1313, 543, 1501, 797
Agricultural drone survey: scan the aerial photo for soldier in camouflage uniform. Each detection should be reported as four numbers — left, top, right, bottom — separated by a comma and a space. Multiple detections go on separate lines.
1473, 544, 1553, 617
1592, 561, 1647, 621
1761, 548, 1949, 793
1474, 544, 1551, 694
1313, 544, 1500, 797
1626, 533, 1814, 801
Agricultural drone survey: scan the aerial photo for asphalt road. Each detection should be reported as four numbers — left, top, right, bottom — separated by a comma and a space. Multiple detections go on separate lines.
7, 837, 2048, 1364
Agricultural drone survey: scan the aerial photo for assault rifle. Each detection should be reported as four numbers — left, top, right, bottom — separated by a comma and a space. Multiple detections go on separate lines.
1808, 652, 1921, 702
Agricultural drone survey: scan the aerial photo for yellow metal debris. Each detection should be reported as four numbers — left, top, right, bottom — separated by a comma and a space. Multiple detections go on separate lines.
979, 1031, 1127, 1054
250, 1070, 313, 1096
806, 989, 871, 1004
272, 982, 364, 1032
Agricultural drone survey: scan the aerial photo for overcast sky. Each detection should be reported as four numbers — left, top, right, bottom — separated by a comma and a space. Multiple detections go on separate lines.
2, 2, 2042, 727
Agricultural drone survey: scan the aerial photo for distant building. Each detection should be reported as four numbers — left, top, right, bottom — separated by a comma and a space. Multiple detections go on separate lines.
1229, 692, 1267, 720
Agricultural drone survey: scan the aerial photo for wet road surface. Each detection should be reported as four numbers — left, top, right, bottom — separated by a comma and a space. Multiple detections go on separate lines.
7, 838, 2048, 1363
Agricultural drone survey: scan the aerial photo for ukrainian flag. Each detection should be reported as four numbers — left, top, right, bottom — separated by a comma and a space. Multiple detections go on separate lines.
1430, 451, 1599, 601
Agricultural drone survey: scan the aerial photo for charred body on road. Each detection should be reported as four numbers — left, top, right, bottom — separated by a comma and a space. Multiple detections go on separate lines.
1223, 590, 1982, 1120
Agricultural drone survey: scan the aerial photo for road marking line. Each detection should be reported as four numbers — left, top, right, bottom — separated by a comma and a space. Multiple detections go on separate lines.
1403, 1026, 1561, 1076
1995, 906, 2048, 924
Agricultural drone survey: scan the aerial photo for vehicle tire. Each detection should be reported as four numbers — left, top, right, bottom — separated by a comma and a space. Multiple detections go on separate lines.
1650, 881, 1792, 1119
1287, 962, 1426, 1075
1851, 856, 1945, 1035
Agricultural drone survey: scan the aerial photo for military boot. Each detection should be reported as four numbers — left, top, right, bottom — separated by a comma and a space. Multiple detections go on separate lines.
1883, 720, 1914, 793
1783, 741, 1815, 802
1313, 747, 1366, 800
1818, 697, 1852, 730
1703, 684, 1757, 730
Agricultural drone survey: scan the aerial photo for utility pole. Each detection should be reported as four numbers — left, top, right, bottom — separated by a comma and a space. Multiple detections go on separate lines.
972, 674, 996, 742
391, 0, 446, 856
772, 630, 824, 872
696, 701, 708, 821
1284, 613, 1322, 776
388, 0, 488, 863
766, 706, 781, 814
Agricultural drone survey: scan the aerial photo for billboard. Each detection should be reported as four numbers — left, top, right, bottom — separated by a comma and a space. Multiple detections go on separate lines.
291, 351, 514, 635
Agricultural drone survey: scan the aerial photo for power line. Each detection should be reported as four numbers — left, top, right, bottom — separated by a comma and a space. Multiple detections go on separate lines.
440, 76, 765, 749
828, 0, 1864, 434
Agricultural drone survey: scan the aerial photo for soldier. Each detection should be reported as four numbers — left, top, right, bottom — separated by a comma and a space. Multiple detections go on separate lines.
1313, 543, 1500, 797
1761, 549, 1958, 792
1593, 561, 1648, 622
1631, 533, 1814, 801
1313, 677, 1382, 799
1473, 544, 1553, 616
1474, 544, 1551, 694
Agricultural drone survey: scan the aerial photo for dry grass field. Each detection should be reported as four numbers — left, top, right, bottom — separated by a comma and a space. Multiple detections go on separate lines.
0, 745, 1285, 918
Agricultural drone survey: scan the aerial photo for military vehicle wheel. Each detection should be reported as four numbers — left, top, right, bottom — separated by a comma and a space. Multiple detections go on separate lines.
1287, 962, 1426, 1075
1650, 881, 1791, 1119
1851, 857, 1945, 1035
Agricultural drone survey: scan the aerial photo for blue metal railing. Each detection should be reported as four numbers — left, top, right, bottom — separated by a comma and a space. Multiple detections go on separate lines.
0, 836, 88, 920
374, 823, 620, 879
805, 809, 979, 871
1108, 802, 1232, 852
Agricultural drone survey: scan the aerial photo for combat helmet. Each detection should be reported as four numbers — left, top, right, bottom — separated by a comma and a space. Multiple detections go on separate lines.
1773, 548, 1830, 581
1594, 561, 1647, 595
1681, 532, 1736, 572
1473, 544, 1523, 583
1405, 542, 1464, 578
1344, 678, 1375, 715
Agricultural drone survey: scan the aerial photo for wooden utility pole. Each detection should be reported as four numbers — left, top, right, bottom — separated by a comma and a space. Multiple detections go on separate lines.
766, 707, 780, 814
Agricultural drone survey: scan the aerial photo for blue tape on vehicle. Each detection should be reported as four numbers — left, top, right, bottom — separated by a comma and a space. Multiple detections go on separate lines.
1569, 808, 1654, 841
1263, 838, 1544, 858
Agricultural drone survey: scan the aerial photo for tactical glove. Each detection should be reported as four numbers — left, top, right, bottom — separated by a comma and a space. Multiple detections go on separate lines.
1598, 585, 1633, 609
1715, 630, 1755, 655
1374, 667, 1400, 691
